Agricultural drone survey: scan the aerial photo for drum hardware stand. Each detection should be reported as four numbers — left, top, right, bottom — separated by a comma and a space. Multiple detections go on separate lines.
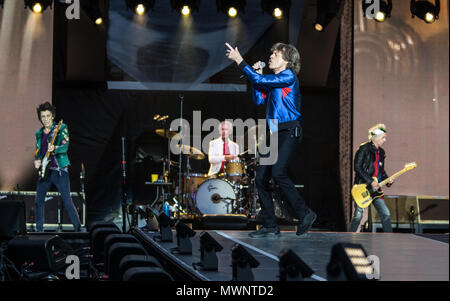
56, 197, 63, 232
176, 94, 184, 220
121, 137, 128, 233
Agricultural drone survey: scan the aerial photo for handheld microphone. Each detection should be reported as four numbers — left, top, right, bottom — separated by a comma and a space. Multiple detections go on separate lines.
240, 62, 266, 78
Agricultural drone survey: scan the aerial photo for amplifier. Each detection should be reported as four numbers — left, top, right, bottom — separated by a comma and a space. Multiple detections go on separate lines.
0, 191, 86, 229
417, 196, 449, 224
370, 195, 418, 224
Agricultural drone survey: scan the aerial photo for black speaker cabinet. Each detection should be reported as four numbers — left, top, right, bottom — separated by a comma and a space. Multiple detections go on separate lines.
0, 200, 26, 239
0, 191, 86, 229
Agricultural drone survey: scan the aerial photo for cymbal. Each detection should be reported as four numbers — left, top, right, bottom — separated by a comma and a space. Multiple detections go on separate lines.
155, 129, 181, 140
174, 144, 205, 160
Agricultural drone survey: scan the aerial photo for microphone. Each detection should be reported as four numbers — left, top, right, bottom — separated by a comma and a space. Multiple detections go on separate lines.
240, 61, 266, 78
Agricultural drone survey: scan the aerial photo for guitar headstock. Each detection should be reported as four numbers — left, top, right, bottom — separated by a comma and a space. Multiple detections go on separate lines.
404, 162, 417, 170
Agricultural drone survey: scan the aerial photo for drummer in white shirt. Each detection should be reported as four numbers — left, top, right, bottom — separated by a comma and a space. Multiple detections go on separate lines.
207, 121, 240, 180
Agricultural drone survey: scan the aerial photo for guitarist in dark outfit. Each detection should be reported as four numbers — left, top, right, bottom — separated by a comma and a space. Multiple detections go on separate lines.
34, 102, 81, 232
349, 124, 394, 232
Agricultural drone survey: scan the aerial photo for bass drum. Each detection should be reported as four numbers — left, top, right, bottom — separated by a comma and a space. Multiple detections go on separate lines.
195, 179, 236, 214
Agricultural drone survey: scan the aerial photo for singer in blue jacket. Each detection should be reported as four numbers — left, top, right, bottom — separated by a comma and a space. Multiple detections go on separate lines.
226, 42, 316, 238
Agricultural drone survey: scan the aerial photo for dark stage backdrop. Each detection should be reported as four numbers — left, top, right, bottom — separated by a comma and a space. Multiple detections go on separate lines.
51, 87, 344, 230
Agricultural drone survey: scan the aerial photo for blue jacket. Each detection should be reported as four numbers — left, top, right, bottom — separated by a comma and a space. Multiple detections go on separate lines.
239, 62, 302, 132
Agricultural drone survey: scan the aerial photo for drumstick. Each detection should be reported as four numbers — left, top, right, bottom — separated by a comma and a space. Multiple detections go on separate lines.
238, 150, 249, 156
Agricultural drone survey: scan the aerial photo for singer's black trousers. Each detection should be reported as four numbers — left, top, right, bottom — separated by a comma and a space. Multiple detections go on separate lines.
255, 126, 310, 228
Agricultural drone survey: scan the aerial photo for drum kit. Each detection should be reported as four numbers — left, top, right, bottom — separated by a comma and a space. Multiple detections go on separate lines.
141, 126, 266, 218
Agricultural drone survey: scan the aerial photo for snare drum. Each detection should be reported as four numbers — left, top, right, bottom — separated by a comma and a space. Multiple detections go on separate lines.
224, 159, 245, 183
195, 179, 236, 214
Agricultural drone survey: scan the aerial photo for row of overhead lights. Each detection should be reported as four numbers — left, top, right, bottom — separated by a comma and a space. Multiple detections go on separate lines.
127, 0, 291, 19
362, 0, 440, 24
2, 1, 105, 25
313, 0, 440, 33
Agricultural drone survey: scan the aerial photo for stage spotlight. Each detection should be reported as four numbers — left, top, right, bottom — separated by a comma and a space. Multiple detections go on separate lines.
314, 0, 340, 32
231, 243, 260, 281
411, 0, 440, 24
181, 5, 190, 15
153, 213, 173, 242
362, 0, 392, 22
326, 243, 376, 281
126, 0, 155, 16
24, 0, 53, 14
261, 0, 290, 19
170, 220, 196, 254
217, 0, 246, 18
278, 248, 314, 281
273, 7, 282, 18
192, 231, 223, 271
171, 0, 200, 15
82, 0, 104, 26
228, 6, 237, 17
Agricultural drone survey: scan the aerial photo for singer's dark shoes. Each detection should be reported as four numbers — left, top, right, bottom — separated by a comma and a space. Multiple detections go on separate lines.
296, 210, 317, 236
248, 227, 280, 238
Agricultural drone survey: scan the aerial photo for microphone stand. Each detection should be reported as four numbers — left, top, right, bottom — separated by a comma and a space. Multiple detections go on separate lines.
408, 206, 416, 233
177, 95, 184, 220
121, 137, 127, 233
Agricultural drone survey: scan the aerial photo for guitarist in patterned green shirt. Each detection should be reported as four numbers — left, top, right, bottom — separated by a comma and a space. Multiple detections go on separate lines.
34, 102, 81, 232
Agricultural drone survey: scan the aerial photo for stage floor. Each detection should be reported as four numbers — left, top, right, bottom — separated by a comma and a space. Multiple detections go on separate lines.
134, 229, 449, 281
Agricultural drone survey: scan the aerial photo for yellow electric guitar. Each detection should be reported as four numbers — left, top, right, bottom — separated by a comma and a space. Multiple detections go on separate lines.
352, 162, 417, 208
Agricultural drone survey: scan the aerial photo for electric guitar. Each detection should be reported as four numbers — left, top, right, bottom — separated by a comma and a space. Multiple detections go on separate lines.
38, 120, 63, 181
352, 162, 417, 208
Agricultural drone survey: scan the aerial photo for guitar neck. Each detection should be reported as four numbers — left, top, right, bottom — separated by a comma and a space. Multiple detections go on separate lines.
44, 125, 61, 159
379, 169, 407, 187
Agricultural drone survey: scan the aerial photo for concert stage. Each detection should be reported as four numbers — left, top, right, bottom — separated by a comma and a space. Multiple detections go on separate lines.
132, 228, 449, 281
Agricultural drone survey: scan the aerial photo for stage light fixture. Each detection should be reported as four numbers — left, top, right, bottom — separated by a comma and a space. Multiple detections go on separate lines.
231, 243, 260, 281
314, 0, 340, 32
181, 5, 190, 15
170, 220, 196, 254
153, 212, 173, 242
81, 0, 104, 26
278, 248, 314, 281
171, 0, 200, 15
217, 0, 246, 18
261, 0, 290, 19
192, 231, 223, 271
24, 0, 53, 14
326, 243, 375, 281
362, 0, 392, 23
228, 6, 237, 17
411, 0, 440, 24
126, 0, 155, 16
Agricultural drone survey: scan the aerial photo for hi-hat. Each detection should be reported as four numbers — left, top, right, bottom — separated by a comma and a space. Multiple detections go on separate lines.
155, 129, 181, 140
174, 144, 205, 160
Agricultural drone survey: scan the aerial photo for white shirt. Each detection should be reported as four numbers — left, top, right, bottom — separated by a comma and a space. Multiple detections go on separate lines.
207, 137, 240, 176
